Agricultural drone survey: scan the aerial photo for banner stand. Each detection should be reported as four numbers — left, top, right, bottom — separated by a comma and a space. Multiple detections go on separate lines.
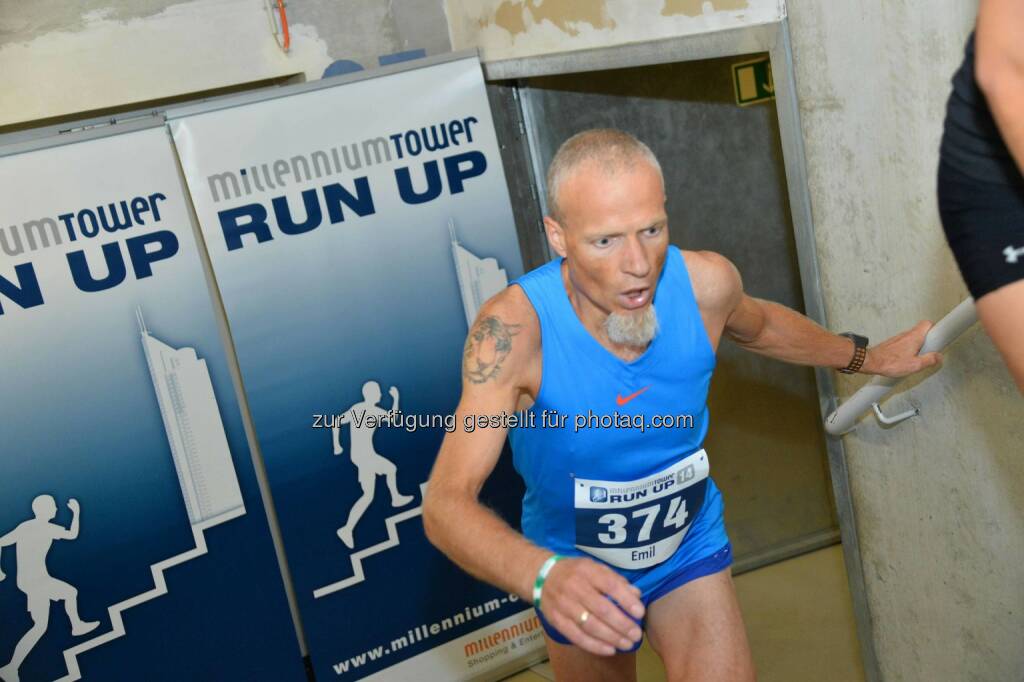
166, 131, 313, 661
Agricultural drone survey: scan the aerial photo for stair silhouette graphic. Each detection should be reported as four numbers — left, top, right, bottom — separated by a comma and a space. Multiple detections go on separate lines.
54, 509, 243, 682
313, 483, 427, 599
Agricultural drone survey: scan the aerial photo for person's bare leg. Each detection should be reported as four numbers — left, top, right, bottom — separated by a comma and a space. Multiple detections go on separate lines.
338, 477, 375, 548
380, 459, 414, 507
976, 280, 1024, 393
1, 605, 50, 682
645, 569, 755, 682
544, 633, 637, 682
55, 581, 99, 636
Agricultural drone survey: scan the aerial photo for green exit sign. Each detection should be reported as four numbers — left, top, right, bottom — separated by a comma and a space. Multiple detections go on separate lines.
732, 57, 775, 106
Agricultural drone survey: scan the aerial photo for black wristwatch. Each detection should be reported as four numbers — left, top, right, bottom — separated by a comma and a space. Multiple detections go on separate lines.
838, 332, 869, 374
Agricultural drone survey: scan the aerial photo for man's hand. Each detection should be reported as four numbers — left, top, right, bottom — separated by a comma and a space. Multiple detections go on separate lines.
538, 557, 646, 656
863, 320, 943, 377
389, 386, 399, 400
333, 442, 343, 456
68, 499, 80, 514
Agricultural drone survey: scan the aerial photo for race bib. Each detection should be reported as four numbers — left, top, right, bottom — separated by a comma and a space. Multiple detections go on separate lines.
574, 450, 709, 570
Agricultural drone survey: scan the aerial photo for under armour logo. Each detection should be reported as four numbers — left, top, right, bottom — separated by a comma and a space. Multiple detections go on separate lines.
1005, 245, 1024, 264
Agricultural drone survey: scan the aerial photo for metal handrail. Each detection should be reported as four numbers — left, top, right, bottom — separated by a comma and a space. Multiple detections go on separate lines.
824, 297, 978, 435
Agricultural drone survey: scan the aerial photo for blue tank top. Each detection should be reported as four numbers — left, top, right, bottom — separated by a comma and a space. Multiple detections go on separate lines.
509, 246, 721, 572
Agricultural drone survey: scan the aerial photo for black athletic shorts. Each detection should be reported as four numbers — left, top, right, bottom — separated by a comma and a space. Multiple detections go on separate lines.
938, 160, 1024, 300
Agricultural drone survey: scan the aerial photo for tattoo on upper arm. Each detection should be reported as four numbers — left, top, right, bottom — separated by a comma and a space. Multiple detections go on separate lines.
463, 315, 522, 384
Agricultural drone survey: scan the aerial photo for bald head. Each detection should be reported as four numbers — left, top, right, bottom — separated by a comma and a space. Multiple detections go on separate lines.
546, 129, 664, 225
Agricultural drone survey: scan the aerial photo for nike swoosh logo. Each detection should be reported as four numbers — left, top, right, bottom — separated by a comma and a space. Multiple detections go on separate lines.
616, 386, 650, 406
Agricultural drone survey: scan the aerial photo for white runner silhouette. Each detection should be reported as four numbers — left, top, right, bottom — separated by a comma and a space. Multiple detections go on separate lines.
332, 381, 415, 549
0, 495, 99, 682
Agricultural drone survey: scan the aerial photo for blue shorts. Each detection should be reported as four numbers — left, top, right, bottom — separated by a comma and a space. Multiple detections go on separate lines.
536, 543, 733, 651
531, 475, 732, 651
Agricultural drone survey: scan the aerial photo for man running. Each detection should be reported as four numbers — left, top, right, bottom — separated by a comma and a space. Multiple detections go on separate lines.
423, 129, 939, 681
333, 380, 415, 549
0, 495, 99, 682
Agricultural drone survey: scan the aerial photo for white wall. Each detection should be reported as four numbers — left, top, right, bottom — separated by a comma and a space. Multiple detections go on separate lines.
445, 0, 784, 62
0, 0, 451, 128
1, 0, 320, 127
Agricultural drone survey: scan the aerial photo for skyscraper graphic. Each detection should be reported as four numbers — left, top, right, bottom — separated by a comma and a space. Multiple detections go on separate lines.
51, 312, 249, 681
138, 309, 244, 525
450, 219, 509, 328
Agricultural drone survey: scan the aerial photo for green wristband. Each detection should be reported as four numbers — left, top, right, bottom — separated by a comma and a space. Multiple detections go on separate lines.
532, 554, 563, 611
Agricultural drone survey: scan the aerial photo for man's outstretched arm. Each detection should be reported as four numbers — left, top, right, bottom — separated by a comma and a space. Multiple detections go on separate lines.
0, 527, 17, 548
424, 296, 548, 595
60, 499, 81, 540
0, 527, 19, 581
332, 412, 351, 455
699, 252, 941, 377
423, 291, 644, 657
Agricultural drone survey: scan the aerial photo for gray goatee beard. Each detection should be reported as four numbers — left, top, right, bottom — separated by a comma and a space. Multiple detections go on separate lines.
605, 305, 659, 348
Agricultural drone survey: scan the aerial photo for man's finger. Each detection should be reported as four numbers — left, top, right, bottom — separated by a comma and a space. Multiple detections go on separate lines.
913, 320, 935, 344
573, 598, 635, 650
548, 611, 617, 657
589, 561, 643, 614
592, 567, 645, 620
580, 592, 642, 647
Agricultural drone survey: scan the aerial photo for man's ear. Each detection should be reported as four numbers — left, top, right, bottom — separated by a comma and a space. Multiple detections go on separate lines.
544, 216, 568, 258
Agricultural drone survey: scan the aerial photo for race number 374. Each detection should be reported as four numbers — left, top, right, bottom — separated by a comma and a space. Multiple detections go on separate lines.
573, 450, 710, 570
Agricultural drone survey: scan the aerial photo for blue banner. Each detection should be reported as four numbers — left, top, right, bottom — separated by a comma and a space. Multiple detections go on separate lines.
0, 126, 305, 682
170, 56, 540, 680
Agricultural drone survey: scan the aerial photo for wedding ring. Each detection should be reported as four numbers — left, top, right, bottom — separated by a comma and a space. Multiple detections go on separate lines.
579, 610, 590, 625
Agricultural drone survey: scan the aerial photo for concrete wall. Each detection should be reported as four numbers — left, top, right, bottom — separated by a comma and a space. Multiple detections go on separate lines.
445, 0, 784, 62
0, 0, 451, 128
786, 1, 1024, 680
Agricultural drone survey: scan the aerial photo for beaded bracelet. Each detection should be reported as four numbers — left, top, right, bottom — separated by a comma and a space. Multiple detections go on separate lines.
532, 554, 564, 610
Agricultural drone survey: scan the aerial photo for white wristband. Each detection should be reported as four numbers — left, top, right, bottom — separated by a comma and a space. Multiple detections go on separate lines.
532, 554, 563, 611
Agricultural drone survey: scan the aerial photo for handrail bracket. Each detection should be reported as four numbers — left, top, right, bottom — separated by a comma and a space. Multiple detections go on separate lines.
871, 402, 920, 427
